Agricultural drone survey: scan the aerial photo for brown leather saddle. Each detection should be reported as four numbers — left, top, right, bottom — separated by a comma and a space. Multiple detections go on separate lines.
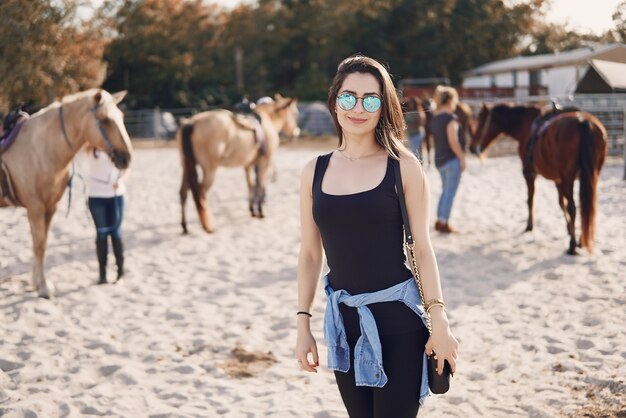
232, 113, 266, 155
0, 109, 29, 206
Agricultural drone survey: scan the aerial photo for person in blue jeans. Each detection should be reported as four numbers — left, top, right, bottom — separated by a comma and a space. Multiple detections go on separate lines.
295, 55, 459, 418
430, 86, 466, 233
85, 146, 127, 284
403, 97, 425, 163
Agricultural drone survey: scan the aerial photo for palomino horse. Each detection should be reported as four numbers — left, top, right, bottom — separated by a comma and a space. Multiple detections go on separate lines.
422, 99, 474, 165
0, 89, 133, 298
470, 103, 607, 254
178, 94, 299, 233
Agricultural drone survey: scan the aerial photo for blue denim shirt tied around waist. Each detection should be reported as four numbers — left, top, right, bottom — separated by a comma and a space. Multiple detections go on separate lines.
323, 276, 431, 405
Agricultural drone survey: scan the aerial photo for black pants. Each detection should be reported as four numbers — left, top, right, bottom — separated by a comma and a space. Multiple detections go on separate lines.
334, 327, 428, 418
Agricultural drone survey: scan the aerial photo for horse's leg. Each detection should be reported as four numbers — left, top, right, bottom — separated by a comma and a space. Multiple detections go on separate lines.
27, 205, 55, 298
179, 170, 189, 234
561, 179, 578, 255
199, 166, 217, 233
523, 168, 537, 231
244, 165, 256, 217
555, 183, 567, 219
256, 160, 270, 218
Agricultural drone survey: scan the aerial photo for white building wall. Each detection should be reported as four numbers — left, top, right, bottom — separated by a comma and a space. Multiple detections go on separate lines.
543, 66, 578, 95
462, 65, 590, 95
495, 73, 514, 86
463, 76, 491, 88
517, 71, 530, 87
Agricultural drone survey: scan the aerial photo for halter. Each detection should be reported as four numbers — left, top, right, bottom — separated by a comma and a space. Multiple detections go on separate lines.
476, 110, 495, 155
90, 102, 115, 154
58, 101, 116, 217
58, 102, 115, 154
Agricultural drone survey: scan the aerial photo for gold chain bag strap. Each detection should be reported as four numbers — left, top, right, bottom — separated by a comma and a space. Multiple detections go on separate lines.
392, 158, 451, 394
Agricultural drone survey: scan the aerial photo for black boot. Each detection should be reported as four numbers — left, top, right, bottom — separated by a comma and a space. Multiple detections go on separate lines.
111, 238, 124, 282
96, 238, 108, 284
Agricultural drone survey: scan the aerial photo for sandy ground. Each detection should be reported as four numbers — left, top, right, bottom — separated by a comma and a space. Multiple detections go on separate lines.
0, 141, 624, 417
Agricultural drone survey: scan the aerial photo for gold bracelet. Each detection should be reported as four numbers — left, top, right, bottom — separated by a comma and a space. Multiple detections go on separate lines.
424, 298, 445, 312
426, 303, 446, 314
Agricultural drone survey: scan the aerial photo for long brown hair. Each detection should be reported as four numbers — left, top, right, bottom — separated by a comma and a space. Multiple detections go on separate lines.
327, 55, 411, 160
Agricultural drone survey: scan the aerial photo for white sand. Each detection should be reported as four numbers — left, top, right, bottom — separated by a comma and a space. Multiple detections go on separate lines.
0, 143, 624, 417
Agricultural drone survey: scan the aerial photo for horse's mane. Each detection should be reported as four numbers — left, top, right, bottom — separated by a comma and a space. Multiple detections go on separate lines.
60, 88, 102, 104
492, 104, 539, 132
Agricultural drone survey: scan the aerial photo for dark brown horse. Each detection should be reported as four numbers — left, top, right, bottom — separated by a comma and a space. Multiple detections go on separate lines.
422, 99, 474, 165
470, 103, 607, 254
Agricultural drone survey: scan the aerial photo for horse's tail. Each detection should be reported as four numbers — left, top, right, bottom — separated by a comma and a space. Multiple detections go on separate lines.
180, 122, 203, 217
578, 118, 597, 251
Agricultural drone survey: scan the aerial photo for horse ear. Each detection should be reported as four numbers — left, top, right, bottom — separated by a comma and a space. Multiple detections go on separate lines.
274, 93, 284, 100
94, 90, 103, 105
112, 90, 128, 105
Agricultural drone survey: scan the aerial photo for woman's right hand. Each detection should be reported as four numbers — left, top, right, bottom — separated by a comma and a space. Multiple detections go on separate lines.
459, 158, 467, 172
295, 325, 319, 373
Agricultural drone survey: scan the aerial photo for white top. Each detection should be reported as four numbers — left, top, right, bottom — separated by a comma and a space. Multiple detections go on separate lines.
85, 149, 126, 198
256, 96, 274, 105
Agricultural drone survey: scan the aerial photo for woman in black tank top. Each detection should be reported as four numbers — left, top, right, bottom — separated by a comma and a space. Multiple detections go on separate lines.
295, 55, 459, 418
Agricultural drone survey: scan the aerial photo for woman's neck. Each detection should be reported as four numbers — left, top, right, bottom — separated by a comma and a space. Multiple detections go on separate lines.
340, 135, 382, 158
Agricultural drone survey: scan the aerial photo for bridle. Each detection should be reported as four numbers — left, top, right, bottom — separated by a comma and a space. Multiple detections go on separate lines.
475, 109, 495, 155
58, 101, 116, 154
57, 100, 119, 216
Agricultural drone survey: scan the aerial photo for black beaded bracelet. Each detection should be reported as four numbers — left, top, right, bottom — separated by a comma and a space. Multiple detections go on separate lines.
297, 311, 312, 317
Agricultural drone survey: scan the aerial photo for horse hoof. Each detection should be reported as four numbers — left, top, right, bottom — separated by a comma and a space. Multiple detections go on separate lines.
38, 283, 56, 299
566, 248, 578, 256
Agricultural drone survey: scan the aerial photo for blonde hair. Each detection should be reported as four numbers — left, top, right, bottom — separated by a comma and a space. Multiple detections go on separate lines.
327, 55, 412, 160
433, 85, 459, 110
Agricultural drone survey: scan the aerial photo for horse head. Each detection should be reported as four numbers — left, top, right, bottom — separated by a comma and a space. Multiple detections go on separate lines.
470, 103, 501, 156
272, 93, 300, 141
84, 89, 133, 169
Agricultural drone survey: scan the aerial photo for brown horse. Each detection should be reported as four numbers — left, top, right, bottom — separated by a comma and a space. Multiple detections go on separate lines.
0, 89, 133, 298
178, 94, 299, 233
470, 103, 607, 254
423, 99, 474, 165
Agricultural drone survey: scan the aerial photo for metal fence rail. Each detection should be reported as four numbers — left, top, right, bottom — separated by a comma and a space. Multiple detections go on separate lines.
124, 103, 337, 140
124, 107, 209, 140
125, 96, 625, 178
463, 94, 626, 157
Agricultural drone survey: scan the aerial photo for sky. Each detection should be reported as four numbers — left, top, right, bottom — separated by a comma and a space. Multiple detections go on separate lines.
543, 0, 621, 35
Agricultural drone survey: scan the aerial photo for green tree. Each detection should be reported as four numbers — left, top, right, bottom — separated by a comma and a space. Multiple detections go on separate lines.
0, 0, 107, 112
613, 0, 626, 42
103, 0, 221, 108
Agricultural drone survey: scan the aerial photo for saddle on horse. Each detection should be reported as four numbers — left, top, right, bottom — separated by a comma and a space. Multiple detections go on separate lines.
0, 105, 29, 206
231, 112, 267, 156
526, 101, 580, 169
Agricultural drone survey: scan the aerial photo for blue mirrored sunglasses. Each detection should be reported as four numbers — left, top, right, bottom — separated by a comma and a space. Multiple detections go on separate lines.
337, 93, 382, 113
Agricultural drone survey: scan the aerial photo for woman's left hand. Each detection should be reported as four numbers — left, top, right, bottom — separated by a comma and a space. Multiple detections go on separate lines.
424, 309, 459, 375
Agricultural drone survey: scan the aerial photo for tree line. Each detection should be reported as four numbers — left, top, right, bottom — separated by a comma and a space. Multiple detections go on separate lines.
1, 0, 625, 112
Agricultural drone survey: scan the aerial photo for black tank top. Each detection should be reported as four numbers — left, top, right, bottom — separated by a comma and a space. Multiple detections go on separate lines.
312, 152, 422, 335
